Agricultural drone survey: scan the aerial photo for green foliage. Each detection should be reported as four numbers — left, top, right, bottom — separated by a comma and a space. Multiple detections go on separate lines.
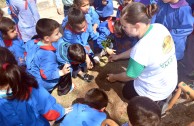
101, 36, 114, 48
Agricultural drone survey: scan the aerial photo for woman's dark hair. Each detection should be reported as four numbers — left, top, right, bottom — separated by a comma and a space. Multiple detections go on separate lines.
67, 7, 85, 28
84, 88, 108, 110
36, 18, 60, 39
0, 17, 15, 36
114, 20, 124, 37
0, 47, 38, 101
121, 2, 158, 25
68, 44, 86, 63
127, 96, 161, 126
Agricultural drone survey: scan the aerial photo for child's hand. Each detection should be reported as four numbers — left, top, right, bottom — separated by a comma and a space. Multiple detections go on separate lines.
108, 54, 119, 62
65, 106, 73, 115
102, 0, 107, 5
106, 74, 117, 82
86, 59, 93, 69
105, 47, 116, 55
86, 54, 93, 69
61, 63, 71, 75
57, 7, 63, 15
49, 121, 55, 126
93, 24, 98, 33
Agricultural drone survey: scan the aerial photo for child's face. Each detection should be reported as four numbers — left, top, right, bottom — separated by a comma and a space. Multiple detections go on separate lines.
6, 26, 17, 39
48, 27, 62, 43
73, 21, 87, 33
102, 0, 107, 5
80, 0, 90, 14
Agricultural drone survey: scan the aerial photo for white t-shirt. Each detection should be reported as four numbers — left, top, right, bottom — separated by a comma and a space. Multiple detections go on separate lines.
130, 23, 178, 101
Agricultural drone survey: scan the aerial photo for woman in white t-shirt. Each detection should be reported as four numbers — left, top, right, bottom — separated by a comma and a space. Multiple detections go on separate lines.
107, 2, 177, 107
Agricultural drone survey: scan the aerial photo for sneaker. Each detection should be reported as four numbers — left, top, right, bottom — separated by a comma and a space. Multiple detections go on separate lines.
81, 73, 94, 82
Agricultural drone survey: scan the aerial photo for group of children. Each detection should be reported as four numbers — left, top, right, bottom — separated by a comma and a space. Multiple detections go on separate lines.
0, 0, 194, 125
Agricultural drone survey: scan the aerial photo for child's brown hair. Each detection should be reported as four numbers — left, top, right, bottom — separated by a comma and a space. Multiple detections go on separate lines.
84, 88, 108, 110
36, 18, 60, 39
67, 7, 86, 29
0, 17, 15, 37
114, 20, 124, 37
0, 47, 38, 101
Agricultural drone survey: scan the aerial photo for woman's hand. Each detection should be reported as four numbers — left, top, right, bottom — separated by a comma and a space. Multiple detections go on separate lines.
106, 74, 117, 83
108, 54, 119, 62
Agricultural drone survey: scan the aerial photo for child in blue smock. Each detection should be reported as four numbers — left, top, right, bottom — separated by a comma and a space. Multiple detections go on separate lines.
6, 0, 40, 42
60, 88, 108, 126
55, 38, 94, 82
0, 47, 69, 126
153, 0, 194, 60
93, 0, 113, 21
0, 17, 25, 66
61, 0, 100, 33
25, 18, 73, 94
63, 8, 99, 70
96, 19, 137, 57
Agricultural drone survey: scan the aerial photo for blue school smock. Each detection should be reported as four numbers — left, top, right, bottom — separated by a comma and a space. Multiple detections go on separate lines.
153, 0, 194, 60
6, 0, 40, 42
60, 103, 106, 126
63, 23, 99, 54
54, 38, 71, 65
4, 38, 25, 66
87, 6, 100, 26
0, 86, 65, 126
61, 6, 99, 29
25, 39, 60, 91
94, 0, 113, 17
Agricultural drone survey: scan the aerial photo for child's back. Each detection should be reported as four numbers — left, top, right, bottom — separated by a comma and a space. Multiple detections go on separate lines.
60, 103, 107, 126
60, 88, 108, 126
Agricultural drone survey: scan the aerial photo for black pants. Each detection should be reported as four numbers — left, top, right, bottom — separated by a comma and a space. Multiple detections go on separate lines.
122, 80, 139, 100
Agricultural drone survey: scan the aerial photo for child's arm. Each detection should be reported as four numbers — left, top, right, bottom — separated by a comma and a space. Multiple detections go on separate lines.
89, 6, 100, 29
33, 86, 65, 121
34, 52, 63, 80
86, 54, 93, 69
105, 47, 116, 55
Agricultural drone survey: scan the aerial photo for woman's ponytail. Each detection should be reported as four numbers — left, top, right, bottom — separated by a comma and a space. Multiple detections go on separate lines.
145, 3, 158, 19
